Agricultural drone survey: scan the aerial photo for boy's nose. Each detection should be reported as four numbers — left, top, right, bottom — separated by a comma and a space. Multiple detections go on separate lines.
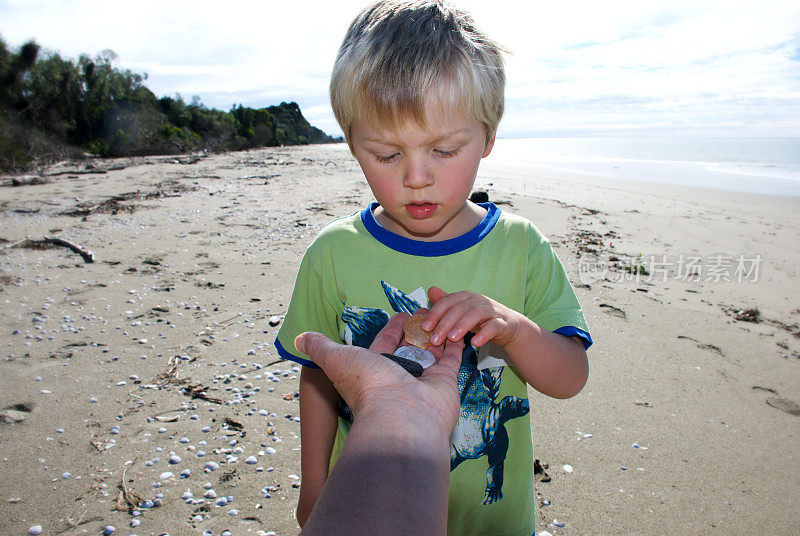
403, 158, 433, 189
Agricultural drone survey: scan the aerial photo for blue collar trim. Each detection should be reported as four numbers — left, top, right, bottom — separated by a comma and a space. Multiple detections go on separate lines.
360, 202, 501, 257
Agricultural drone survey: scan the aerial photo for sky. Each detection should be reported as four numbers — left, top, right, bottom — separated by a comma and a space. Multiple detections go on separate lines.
1, 0, 799, 138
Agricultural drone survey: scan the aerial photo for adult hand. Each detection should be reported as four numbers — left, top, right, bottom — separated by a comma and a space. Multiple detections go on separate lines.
296, 315, 464, 536
295, 313, 463, 433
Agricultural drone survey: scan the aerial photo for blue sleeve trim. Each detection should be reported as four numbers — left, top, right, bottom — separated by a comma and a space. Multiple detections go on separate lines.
553, 326, 593, 350
274, 338, 321, 369
360, 202, 502, 256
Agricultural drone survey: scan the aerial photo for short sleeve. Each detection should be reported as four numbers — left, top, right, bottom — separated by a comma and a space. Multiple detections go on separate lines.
524, 231, 592, 349
274, 247, 342, 367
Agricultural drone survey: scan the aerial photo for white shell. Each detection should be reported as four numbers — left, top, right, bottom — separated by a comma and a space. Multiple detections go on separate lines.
394, 345, 435, 369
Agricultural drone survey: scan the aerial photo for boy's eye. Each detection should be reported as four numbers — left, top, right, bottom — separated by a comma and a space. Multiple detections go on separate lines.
375, 153, 399, 163
435, 147, 462, 158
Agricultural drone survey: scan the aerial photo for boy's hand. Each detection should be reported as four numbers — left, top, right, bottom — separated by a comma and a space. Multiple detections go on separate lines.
423, 286, 526, 348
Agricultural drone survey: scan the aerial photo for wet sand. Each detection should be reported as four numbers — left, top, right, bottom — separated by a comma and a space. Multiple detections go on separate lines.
1, 144, 798, 535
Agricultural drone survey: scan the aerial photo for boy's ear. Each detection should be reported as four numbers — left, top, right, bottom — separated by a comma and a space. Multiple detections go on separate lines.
482, 133, 496, 158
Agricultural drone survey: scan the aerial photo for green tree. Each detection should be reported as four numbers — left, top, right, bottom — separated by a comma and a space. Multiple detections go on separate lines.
0, 33, 341, 170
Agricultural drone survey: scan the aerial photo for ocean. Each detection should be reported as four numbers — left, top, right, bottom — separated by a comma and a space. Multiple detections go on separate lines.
485, 137, 800, 198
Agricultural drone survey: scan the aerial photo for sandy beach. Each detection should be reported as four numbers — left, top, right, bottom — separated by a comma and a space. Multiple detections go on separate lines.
1, 143, 798, 536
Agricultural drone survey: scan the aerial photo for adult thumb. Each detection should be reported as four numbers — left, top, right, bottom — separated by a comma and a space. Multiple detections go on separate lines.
294, 331, 337, 362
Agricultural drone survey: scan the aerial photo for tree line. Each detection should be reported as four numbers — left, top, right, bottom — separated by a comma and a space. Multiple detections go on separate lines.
0, 36, 342, 171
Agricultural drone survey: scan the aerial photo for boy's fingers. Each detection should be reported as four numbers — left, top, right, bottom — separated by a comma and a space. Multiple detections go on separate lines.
470, 323, 496, 347
369, 313, 409, 354
427, 286, 449, 304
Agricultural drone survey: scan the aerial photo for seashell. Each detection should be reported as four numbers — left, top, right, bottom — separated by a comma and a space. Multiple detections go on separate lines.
403, 311, 432, 349
204, 461, 219, 471
393, 345, 435, 369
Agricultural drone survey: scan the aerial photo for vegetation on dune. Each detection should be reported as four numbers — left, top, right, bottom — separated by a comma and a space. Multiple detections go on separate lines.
0, 36, 342, 171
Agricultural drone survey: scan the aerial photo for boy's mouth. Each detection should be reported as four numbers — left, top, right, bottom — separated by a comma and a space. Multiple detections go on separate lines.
405, 203, 438, 219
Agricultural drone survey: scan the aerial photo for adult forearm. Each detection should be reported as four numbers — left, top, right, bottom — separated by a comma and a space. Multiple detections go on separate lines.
301, 405, 451, 536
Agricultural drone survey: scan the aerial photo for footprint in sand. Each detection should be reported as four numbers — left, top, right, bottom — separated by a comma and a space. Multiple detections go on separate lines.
600, 303, 627, 319
677, 335, 725, 356
766, 397, 800, 417
0, 402, 34, 424
753, 386, 800, 417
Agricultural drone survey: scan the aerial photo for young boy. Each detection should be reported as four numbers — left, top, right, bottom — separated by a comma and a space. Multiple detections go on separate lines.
275, 1, 592, 535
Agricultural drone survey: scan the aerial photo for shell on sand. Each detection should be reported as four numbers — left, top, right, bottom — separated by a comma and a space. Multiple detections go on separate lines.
403, 311, 431, 349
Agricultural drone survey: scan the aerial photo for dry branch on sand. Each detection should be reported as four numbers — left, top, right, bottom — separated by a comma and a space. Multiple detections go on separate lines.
7, 236, 95, 263
115, 462, 146, 514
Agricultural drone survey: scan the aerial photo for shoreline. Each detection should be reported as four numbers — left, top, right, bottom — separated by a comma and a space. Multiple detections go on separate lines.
482, 159, 800, 203
486, 136, 800, 199
1, 144, 798, 536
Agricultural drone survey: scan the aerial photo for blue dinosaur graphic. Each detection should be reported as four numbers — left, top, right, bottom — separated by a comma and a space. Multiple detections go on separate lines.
338, 283, 423, 431
450, 338, 530, 505
339, 282, 530, 505
341, 283, 421, 349
380, 281, 422, 313
341, 306, 390, 348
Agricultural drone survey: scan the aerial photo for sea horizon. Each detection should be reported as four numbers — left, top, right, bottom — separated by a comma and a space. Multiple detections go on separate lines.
485, 136, 800, 198
328, 136, 800, 198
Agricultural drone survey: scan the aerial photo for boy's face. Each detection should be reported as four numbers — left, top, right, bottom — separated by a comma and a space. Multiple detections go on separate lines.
350, 104, 495, 242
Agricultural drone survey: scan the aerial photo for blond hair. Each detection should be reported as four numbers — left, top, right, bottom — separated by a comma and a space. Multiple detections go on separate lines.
330, 0, 506, 148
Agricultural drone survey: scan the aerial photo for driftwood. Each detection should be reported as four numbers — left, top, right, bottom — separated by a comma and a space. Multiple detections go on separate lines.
8, 236, 95, 263
116, 460, 146, 514
44, 237, 95, 263
1, 238, 29, 251
8, 175, 51, 187
45, 168, 107, 177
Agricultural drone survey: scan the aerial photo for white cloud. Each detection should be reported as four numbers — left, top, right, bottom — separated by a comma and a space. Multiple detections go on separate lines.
125, 62, 235, 77
1, 0, 798, 136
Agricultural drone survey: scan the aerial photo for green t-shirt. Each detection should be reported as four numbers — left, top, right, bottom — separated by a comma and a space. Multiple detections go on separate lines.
276, 202, 591, 536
